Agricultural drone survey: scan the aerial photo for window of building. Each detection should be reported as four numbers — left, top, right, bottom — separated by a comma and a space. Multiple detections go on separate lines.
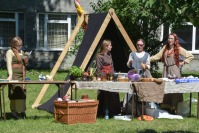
162, 23, 199, 53
37, 13, 77, 51
0, 12, 24, 48
194, 27, 199, 51
174, 24, 193, 51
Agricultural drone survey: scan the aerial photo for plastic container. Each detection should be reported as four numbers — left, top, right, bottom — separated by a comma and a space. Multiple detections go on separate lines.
39, 74, 46, 81
104, 107, 109, 119
25, 77, 31, 81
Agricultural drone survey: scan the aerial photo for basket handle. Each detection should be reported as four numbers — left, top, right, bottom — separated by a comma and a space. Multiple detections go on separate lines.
57, 110, 65, 114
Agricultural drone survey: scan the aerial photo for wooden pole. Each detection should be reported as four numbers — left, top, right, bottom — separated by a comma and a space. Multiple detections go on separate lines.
80, 13, 112, 70
32, 8, 136, 109
32, 14, 85, 108
109, 8, 136, 52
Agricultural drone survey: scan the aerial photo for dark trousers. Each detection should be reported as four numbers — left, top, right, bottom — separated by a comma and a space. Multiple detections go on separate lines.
97, 90, 121, 118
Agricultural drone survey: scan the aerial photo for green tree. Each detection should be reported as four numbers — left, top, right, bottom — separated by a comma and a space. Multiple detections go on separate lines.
90, 0, 199, 71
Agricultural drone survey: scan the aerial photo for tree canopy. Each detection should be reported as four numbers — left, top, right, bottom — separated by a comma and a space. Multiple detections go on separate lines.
90, 0, 199, 70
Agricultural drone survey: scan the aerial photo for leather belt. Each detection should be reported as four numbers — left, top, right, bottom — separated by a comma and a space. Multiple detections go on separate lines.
164, 64, 175, 67
12, 64, 22, 68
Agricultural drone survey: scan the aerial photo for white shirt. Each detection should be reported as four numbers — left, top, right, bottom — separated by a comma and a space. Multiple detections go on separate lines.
127, 51, 151, 69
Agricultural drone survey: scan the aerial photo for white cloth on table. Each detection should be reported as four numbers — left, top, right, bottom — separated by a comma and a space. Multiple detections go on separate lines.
74, 81, 133, 94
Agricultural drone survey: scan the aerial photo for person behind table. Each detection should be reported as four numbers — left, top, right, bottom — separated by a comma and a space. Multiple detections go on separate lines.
150, 33, 194, 114
127, 38, 152, 77
96, 39, 121, 119
6, 37, 28, 119
123, 38, 152, 115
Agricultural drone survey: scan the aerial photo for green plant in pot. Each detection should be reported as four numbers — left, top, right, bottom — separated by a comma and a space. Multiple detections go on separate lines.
69, 66, 83, 81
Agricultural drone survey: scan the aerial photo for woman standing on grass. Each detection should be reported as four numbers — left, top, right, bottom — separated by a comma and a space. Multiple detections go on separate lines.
150, 33, 194, 113
96, 39, 121, 119
123, 38, 152, 115
6, 37, 28, 119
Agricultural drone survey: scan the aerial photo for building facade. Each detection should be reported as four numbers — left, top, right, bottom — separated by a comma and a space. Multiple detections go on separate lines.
0, 0, 97, 70
0, 0, 198, 73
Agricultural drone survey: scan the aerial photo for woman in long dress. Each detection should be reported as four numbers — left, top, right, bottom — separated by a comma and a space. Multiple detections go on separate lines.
6, 37, 28, 119
150, 33, 194, 113
123, 39, 152, 115
96, 39, 121, 119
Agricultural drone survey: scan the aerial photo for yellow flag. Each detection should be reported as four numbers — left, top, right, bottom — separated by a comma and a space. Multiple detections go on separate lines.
74, 0, 87, 31
74, 0, 84, 19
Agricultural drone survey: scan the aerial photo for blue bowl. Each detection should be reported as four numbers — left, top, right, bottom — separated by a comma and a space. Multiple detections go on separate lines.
25, 77, 31, 81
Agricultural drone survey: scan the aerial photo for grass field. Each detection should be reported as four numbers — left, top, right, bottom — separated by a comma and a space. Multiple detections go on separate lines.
0, 69, 199, 133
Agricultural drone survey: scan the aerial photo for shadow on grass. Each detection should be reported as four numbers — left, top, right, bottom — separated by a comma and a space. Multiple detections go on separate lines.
138, 129, 195, 133
27, 115, 53, 120
2, 112, 53, 120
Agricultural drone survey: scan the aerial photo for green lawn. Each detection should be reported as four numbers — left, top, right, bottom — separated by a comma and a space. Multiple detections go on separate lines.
0, 69, 199, 133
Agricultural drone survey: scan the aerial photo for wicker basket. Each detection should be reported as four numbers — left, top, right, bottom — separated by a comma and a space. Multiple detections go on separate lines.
118, 78, 129, 82
54, 100, 99, 125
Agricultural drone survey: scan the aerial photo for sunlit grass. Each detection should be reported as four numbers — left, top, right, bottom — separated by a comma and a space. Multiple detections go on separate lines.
0, 69, 199, 133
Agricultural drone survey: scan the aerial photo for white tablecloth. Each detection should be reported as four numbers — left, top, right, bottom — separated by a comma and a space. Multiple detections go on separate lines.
73, 81, 199, 94
74, 81, 133, 94
165, 81, 199, 93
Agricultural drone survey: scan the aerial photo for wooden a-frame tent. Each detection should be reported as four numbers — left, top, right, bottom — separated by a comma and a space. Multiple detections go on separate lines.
32, 8, 136, 111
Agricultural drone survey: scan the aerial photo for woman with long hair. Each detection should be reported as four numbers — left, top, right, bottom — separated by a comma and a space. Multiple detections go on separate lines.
96, 39, 121, 119
6, 37, 28, 119
150, 33, 194, 113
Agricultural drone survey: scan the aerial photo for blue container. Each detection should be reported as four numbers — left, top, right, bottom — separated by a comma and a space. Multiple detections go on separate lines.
25, 77, 31, 81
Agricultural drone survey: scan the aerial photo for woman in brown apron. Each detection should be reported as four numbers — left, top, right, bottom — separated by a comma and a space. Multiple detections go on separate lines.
6, 37, 28, 119
150, 33, 194, 114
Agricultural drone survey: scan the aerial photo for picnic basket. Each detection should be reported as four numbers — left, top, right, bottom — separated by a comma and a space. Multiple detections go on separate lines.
54, 100, 99, 125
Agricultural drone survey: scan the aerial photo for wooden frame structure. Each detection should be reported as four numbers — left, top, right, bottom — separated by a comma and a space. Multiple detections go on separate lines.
32, 8, 136, 108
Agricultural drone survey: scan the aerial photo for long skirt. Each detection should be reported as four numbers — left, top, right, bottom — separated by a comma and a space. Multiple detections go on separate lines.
8, 67, 26, 113
97, 90, 121, 118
